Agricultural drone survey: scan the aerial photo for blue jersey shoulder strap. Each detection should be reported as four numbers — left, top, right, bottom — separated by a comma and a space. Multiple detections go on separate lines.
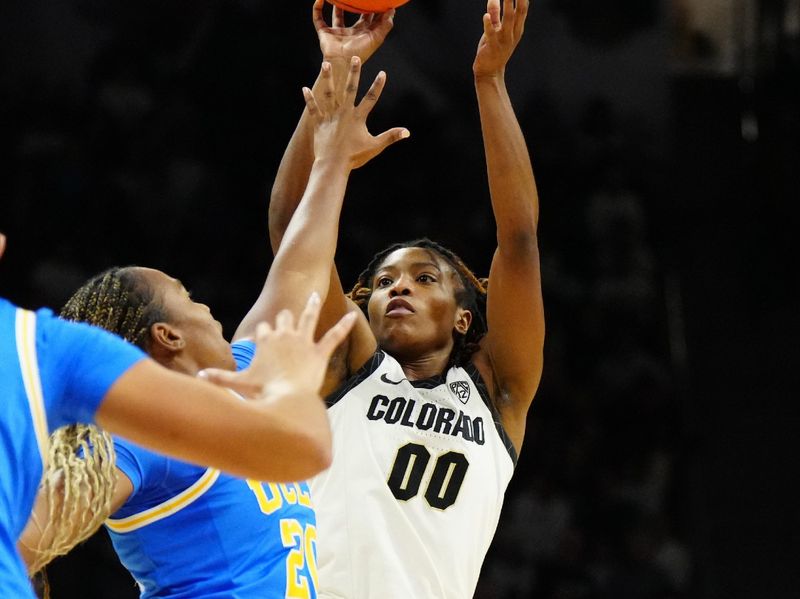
15, 308, 48, 467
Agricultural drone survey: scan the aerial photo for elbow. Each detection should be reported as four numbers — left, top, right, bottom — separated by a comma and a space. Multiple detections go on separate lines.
310, 441, 333, 474
241, 429, 331, 483
498, 229, 540, 260
300, 426, 333, 475
288, 426, 333, 481
238, 399, 333, 482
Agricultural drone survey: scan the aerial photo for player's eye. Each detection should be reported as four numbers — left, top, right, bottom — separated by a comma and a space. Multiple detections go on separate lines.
376, 277, 393, 288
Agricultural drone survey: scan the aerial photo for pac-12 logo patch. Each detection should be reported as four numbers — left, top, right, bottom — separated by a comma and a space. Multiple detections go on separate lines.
449, 381, 470, 404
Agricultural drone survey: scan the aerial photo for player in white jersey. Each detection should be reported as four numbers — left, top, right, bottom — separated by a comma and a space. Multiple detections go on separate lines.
314, 349, 517, 598
269, 0, 543, 596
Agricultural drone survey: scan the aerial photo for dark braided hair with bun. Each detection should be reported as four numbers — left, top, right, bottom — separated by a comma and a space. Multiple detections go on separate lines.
348, 238, 488, 368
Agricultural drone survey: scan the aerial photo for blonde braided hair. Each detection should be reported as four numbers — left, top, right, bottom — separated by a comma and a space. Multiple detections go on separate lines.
24, 425, 118, 573
27, 266, 166, 579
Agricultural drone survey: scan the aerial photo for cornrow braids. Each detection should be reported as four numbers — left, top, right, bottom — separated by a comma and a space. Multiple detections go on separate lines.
348, 238, 488, 368
60, 266, 168, 350
29, 267, 167, 578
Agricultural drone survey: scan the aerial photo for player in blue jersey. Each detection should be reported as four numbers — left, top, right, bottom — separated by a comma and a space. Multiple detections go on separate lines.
0, 231, 357, 599
18, 18, 406, 597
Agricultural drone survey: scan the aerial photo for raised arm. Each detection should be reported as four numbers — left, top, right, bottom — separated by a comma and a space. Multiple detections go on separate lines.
240, 60, 407, 400
267, 0, 395, 250
472, 0, 544, 452
236, 0, 395, 378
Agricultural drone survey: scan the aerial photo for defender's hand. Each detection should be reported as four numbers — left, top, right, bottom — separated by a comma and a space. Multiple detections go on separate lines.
304, 57, 409, 171
200, 293, 357, 399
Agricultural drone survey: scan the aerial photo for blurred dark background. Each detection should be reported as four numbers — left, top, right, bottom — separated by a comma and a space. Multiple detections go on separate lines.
1, 0, 798, 598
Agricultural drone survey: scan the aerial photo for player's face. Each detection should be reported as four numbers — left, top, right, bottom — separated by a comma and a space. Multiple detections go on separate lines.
367, 247, 469, 361
135, 268, 236, 371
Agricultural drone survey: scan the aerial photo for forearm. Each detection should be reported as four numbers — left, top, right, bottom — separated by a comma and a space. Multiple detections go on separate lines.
269, 99, 317, 252
475, 74, 539, 244
268, 58, 353, 252
271, 156, 350, 282
96, 360, 331, 482
249, 386, 333, 478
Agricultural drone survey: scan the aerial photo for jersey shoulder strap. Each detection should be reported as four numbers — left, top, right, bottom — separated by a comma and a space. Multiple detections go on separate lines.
15, 308, 49, 467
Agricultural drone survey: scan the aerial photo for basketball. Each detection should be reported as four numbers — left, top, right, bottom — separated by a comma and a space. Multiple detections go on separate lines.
329, 0, 411, 14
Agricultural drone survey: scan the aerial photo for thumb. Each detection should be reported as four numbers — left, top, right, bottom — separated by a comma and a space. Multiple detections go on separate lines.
374, 127, 410, 152
198, 368, 260, 398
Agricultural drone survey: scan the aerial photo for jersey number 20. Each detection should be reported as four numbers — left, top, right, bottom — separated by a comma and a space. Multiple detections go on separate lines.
247, 481, 318, 598
387, 443, 469, 510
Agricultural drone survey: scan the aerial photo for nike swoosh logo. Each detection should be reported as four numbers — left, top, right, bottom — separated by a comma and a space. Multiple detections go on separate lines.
380, 373, 405, 385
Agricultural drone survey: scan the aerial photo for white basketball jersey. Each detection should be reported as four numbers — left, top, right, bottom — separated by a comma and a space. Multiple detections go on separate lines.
310, 351, 517, 599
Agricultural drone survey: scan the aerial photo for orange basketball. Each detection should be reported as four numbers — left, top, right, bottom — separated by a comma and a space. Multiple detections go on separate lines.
329, 0, 411, 14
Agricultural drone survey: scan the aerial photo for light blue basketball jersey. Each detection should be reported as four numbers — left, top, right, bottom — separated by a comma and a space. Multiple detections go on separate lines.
107, 340, 319, 599
0, 297, 145, 598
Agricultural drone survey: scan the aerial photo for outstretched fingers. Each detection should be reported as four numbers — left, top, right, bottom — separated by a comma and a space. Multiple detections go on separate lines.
319, 61, 336, 112
487, 0, 501, 30
373, 127, 411, 154
303, 86, 322, 119
514, 0, 529, 40
344, 56, 362, 106
316, 312, 358, 359
355, 70, 386, 116
304, 61, 336, 119
356, 70, 410, 146
275, 308, 295, 332
502, 0, 516, 33
255, 320, 274, 341
297, 292, 323, 339
482, 12, 497, 40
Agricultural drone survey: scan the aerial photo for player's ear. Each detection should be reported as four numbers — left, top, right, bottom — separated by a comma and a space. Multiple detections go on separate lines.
454, 308, 472, 335
0, 233, 6, 260
149, 322, 186, 357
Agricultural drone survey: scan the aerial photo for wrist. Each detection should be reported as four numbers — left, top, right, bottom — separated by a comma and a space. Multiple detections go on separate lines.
474, 72, 507, 94
322, 55, 350, 66
474, 70, 506, 85
313, 154, 353, 173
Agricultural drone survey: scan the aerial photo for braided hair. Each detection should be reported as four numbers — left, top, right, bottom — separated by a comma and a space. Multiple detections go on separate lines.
349, 238, 488, 368
26, 267, 167, 576
60, 266, 168, 351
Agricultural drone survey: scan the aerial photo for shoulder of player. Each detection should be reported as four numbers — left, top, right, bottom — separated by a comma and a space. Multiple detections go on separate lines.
469, 349, 534, 416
